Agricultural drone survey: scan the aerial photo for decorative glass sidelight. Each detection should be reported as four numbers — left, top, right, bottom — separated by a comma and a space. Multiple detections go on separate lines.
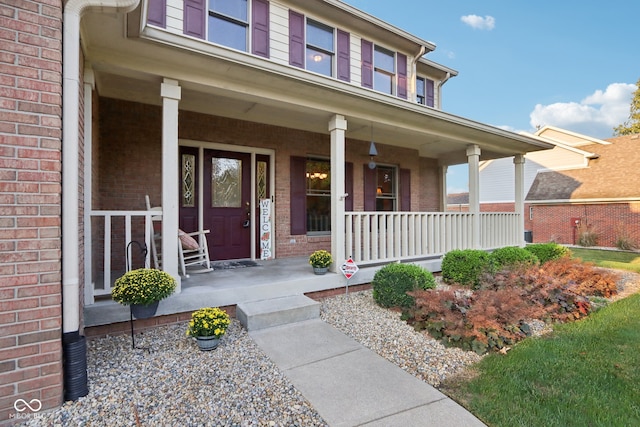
182, 154, 195, 207
211, 158, 242, 208
257, 160, 267, 200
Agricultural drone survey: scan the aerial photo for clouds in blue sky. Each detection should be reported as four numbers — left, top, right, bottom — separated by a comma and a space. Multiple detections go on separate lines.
529, 83, 636, 137
460, 15, 495, 30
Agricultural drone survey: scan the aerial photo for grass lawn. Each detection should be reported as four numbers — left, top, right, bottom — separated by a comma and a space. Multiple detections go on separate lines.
441, 293, 640, 427
570, 247, 640, 273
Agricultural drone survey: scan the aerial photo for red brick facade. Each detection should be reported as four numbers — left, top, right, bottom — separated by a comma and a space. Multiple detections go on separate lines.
0, 0, 64, 423
97, 97, 442, 260
529, 202, 640, 247
475, 201, 640, 248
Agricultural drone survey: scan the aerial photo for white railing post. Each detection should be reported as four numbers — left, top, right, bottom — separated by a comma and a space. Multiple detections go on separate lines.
86, 209, 163, 303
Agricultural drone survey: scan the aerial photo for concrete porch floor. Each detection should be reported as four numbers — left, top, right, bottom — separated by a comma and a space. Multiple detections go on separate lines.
84, 256, 442, 328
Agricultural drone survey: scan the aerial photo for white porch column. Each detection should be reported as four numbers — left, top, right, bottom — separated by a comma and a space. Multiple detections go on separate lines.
440, 165, 448, 211
514, 154, 526, 247
329, 114, 347, 272
467, 145, 481, 248
161, 78, 181, 290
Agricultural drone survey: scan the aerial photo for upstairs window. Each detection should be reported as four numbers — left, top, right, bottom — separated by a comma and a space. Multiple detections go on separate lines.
416, 76, 435, 107
306, 20, 334, 77
374, 46, 395, 95
208, 0, 249, 51
183, 0, 269, 57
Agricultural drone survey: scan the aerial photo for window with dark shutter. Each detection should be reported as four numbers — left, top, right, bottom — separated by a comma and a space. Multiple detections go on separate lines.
290, 156, 307, 235
363, 164, 376, 211
306, 159, 331, 233
397, 53, 407, 99
345, 162, 354, 211
361, 39, 373, 89
417, 77, 436, 107
208, 0, 249, 51
373, 46, 395, 95
291, 158, 352, 233
376, 165, 397, 211
400, 168, 411, 211
289, 10, 304, 68
148, 0, 166, 28
337, 30, 350, 82
251, 0, 269, 58
306, 20, 334, 77
426, 79, 435, 107
184, 0, 206, 38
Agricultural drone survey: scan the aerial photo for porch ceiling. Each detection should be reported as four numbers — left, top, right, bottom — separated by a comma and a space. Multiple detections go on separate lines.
82, 8, 553, 166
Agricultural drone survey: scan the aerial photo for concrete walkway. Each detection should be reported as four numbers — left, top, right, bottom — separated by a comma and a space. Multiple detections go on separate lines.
249, 319, 486, 427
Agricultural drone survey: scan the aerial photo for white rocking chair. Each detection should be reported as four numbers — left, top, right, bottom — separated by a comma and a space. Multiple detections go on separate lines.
145, 195, 213, 278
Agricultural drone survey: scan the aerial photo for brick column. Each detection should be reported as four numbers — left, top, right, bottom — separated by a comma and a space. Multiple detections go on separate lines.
0, 0, 64, 421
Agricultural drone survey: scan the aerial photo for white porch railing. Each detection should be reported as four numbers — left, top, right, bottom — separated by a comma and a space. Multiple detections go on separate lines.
479, 212, 520, 249
85, 210, 520, 304
84, 209, 161, 305
345, 212, 521, 265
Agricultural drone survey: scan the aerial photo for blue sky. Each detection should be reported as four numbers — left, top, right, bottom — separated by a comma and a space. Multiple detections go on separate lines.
343, 0, 640, 193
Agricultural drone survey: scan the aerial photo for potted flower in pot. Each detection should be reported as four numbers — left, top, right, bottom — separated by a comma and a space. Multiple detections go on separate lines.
111, 268, 177, 319
309, 249, 332, 275
186, 307, 231, 351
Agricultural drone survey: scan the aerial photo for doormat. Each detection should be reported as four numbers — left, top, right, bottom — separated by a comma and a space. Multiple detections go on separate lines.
210, 260, 262, 270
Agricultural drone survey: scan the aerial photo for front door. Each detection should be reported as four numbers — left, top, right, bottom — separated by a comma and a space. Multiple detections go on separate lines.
203, 149, 252, 260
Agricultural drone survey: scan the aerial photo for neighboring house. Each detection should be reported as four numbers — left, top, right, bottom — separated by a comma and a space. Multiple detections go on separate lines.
0, 0, 553, 419
463, 125, 640, 246
526, 133, 640, 246
478, 125, 609, 213
446, 192, 469, 212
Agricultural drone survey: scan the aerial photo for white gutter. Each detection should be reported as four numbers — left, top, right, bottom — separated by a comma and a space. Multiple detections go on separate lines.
62, 0, 140, 334
440, 72, 453, 86
410, 46, 426, 102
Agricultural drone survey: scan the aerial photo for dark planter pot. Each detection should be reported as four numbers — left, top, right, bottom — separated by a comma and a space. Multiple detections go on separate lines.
313, 267, 328, 275
130, 301, 159, 319
196, 336, 221, 351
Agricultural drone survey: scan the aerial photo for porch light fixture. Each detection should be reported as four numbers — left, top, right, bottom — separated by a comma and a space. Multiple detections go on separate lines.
368, 124, 378, 169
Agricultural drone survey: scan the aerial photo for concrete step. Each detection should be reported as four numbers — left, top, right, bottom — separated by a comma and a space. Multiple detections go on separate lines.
237, 295, 320, 331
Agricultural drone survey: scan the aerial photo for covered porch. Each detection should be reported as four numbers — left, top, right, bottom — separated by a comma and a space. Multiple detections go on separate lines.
74, 6, 554, 326
84, 209, 521, 327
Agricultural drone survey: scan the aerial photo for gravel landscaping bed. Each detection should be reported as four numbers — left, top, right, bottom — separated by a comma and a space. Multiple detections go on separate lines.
20, 270, 640, 426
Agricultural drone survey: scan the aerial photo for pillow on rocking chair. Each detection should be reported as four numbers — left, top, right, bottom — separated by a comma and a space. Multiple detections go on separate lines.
178, 229, 200, 251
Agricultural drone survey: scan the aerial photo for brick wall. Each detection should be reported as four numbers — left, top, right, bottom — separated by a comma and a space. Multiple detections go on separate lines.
98, 98, 442, 260
530, 202, 640, 247
0, 0, 64, 424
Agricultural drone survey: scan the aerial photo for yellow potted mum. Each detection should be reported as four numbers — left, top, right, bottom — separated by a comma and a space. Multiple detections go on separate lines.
186, 307, 231, 351
111, 268, 177, 319
309, 249, 332, 275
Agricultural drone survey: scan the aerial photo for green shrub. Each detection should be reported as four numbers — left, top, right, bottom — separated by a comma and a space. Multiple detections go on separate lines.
490, 246, 539, 271
441, 249, 491, 288
524, 242, 571, 264
372, 263, 436, 308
